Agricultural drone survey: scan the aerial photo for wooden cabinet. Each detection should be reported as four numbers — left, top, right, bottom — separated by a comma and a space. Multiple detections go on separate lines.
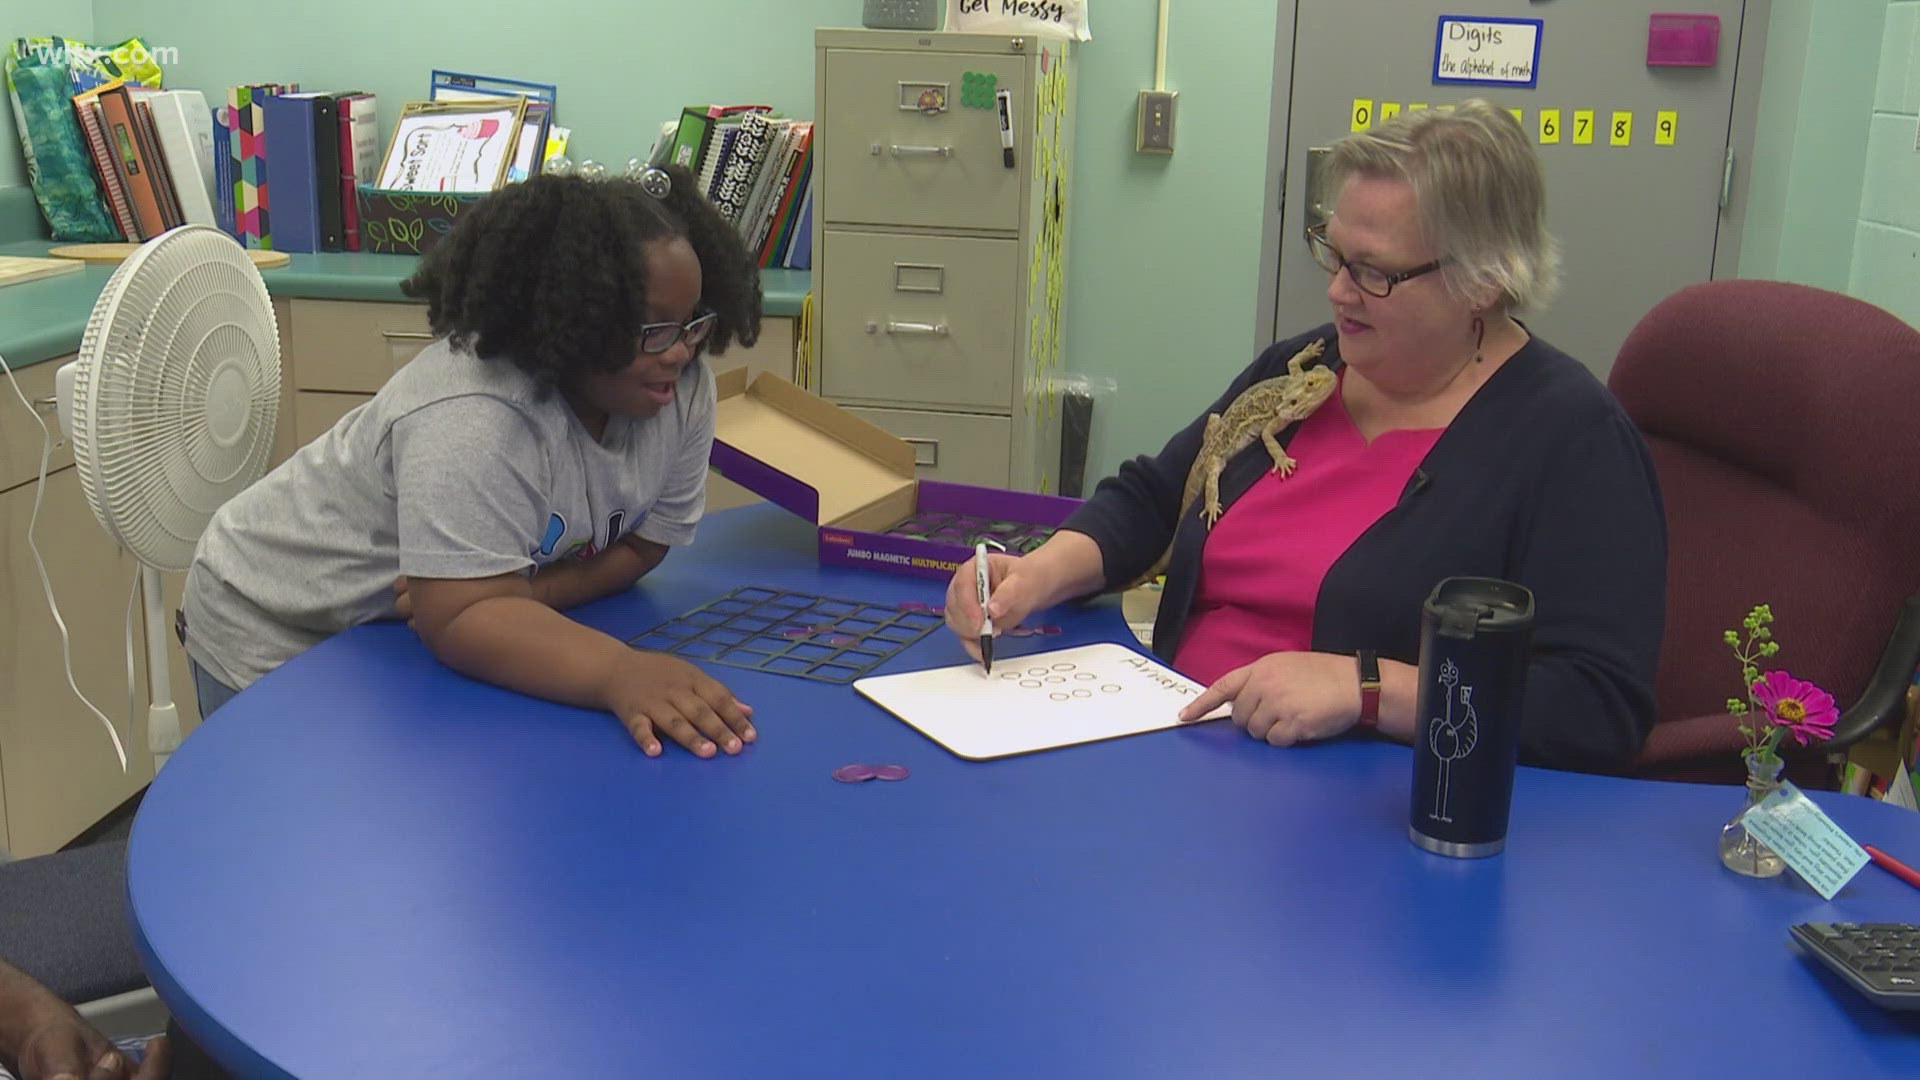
0, 357, 157, 856
814, 29, 1076, 492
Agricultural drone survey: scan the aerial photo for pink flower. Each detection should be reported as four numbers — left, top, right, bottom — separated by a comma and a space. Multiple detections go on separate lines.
1750, 670, 1838, 746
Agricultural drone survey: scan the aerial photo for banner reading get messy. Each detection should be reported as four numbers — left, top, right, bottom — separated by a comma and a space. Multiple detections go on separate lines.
951, 0, 1093, 42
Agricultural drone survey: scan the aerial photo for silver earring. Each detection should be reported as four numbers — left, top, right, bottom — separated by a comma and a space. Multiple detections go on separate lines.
638, 167, 672, 199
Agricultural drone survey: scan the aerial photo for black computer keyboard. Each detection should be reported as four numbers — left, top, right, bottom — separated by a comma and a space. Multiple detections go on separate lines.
1791, 922, 1920, 1010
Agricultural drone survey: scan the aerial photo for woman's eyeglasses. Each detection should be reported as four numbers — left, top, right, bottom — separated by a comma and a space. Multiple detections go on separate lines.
638, 310, 718, 354
1305, 224, 1445, 298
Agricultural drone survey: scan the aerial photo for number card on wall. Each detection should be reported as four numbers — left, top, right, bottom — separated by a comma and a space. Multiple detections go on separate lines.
1572, 109, 1595, 145
1655, 110, 1678, 145
1352, 98, 1374, 131
1432, 16, 1543, 88
1611, 111, 1634, 146
1539, 108, 1561, 144
1380, 102, 1402, 122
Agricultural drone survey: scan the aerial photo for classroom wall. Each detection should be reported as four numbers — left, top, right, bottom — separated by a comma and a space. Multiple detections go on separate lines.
1852, 0, 1920, 326
1738, 0, 1883, 296
33, 1, 1906, 481
0, 0, 95, 188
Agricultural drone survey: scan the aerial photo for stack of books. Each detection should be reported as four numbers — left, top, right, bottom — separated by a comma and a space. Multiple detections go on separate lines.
213, 86, 381, 253
666, 104, 814, 270
68, 80, 218, 243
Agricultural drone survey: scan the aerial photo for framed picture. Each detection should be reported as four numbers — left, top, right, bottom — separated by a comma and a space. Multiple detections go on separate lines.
509, 101, 551, 183
377, 98, 526, 193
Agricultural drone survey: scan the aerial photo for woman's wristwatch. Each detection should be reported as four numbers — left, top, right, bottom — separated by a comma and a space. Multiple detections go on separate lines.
1355, 649, 1381, 729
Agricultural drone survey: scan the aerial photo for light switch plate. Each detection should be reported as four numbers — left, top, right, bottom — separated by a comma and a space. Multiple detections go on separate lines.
1137, 90, 1177, 154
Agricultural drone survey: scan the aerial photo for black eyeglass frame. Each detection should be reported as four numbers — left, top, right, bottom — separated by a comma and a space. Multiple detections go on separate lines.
637, 309, 719, 355
1304, 223, 1447, 298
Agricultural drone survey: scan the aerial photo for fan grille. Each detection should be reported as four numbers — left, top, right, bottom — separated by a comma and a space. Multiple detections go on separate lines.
71, 226, 281, 571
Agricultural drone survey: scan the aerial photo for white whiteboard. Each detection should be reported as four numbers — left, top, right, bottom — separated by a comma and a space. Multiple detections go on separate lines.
854, 642, 1229, 761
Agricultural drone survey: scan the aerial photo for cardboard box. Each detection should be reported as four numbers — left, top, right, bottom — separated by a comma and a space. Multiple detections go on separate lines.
709, 368, 1082, 581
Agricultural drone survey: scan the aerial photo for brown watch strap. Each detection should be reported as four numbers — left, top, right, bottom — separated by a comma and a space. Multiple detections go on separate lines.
1356, 649, 1382, 729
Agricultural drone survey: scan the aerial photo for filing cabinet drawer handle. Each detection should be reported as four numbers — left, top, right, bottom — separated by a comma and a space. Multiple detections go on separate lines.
901, 436, 939, 467
380, 330, 436, 343
893, 262, 945, 294
867, 320, 949, 336
872, 143, 953, 158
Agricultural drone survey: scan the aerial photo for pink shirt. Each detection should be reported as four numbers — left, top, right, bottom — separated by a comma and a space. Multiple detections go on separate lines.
1173, 381, 1443, 686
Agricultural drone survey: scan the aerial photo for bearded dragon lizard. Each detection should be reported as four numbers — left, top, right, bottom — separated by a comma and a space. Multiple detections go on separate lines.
1138, 339, 1336, 583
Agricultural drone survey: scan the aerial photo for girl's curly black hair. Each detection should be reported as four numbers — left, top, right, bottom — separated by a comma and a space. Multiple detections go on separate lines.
401, 163, 762, 391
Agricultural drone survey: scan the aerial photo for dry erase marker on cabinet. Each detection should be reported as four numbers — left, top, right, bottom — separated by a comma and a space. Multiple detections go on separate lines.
996, 89, 1015, 168
975, 541, 995, 673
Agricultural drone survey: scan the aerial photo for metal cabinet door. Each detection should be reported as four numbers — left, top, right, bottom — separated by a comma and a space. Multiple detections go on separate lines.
1272, 0, 1748, 375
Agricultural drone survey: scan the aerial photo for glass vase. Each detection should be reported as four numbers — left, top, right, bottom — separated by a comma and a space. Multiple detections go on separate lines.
1719, 754, 1786, 878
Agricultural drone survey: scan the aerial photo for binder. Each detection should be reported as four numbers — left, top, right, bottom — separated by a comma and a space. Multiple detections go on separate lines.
212, 105, 236, 237
147, 90, 218, 228
129, 96, 184, 229
258, 93, 325, 252
337, 94, 377, 251
311, 94, 343, 250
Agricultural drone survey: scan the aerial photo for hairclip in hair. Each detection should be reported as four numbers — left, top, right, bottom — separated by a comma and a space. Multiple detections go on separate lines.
638, 167, 672, 199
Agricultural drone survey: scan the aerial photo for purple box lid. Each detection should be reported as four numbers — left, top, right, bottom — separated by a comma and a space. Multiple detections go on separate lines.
1647, 13, 1719, 67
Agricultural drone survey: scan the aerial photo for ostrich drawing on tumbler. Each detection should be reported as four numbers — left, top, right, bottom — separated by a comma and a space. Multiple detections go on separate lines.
1428, 659, 1479, 822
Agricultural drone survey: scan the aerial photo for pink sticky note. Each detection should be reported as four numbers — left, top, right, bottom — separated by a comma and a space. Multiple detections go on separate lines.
1647, 14, 1720, 67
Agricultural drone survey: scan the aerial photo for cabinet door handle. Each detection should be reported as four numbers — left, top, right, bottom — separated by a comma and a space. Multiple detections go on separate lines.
867, 320, 949, 336
901, 436, 939, 467
380, 330, 436, 343
873, 143, 953, 158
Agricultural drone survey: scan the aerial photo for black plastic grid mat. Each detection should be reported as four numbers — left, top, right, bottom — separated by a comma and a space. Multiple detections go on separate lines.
626, 587, 945, 683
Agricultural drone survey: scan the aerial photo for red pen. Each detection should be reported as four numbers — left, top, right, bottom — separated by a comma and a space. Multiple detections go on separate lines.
1862, 845, 1920, 892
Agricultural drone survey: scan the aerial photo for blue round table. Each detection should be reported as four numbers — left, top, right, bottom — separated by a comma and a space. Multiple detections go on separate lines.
129, 505, 1920, 1076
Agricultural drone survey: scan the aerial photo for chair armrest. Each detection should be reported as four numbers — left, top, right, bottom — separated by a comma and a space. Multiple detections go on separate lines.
1826, 593, 1920, 751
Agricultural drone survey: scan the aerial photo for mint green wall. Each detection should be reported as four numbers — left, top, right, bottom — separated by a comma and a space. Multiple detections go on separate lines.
52, 2, 1890, 478
86, 0, 1278, 481
1738, 0, 1882, 292
0, 1, 94, 188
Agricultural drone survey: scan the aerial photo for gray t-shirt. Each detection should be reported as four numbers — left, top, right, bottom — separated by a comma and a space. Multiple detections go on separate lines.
183, 337, 714, 689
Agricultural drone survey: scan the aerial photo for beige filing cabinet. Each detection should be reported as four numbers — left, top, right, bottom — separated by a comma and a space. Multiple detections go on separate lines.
813, 28, 1075, 493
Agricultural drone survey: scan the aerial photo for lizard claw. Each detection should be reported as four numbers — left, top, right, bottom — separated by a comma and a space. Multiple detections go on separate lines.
1271, 455, 1298, 478
1202, 502, 1223, 528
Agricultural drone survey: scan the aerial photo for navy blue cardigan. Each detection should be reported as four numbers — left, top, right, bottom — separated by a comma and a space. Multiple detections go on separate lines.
1062, 326, 1667, 773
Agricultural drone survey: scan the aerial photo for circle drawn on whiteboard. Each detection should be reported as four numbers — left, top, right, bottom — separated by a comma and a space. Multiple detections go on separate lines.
1050, 692, 1069, 701
1045, 675, 1066, 684
1021, 680, 1043, 689
1027, 667, 1048, 677
1051, 663, 1075, 671
1071, 688, 1092, 698
1074, 672, 1096, 681
999, 672, 1020, 680
1101, 684, 1122, 693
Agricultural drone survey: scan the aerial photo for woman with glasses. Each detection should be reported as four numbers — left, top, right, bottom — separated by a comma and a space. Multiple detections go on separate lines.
182, 165, 764, 761
948, 100, 1666, 774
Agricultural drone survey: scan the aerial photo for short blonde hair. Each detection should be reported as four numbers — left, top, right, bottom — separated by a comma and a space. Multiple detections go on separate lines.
1319, 99, 1560, 312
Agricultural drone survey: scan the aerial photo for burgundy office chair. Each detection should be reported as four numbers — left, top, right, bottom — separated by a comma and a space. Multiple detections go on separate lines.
1607, 280, 1920, 784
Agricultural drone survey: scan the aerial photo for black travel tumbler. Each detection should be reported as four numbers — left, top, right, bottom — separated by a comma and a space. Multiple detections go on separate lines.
1409, 577, 1535, 858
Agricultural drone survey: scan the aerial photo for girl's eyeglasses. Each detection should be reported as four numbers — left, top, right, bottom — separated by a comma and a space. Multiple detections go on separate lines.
638, 310, 718, 354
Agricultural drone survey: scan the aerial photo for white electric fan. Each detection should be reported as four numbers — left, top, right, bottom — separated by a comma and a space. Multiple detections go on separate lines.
55, 224, 281, 771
